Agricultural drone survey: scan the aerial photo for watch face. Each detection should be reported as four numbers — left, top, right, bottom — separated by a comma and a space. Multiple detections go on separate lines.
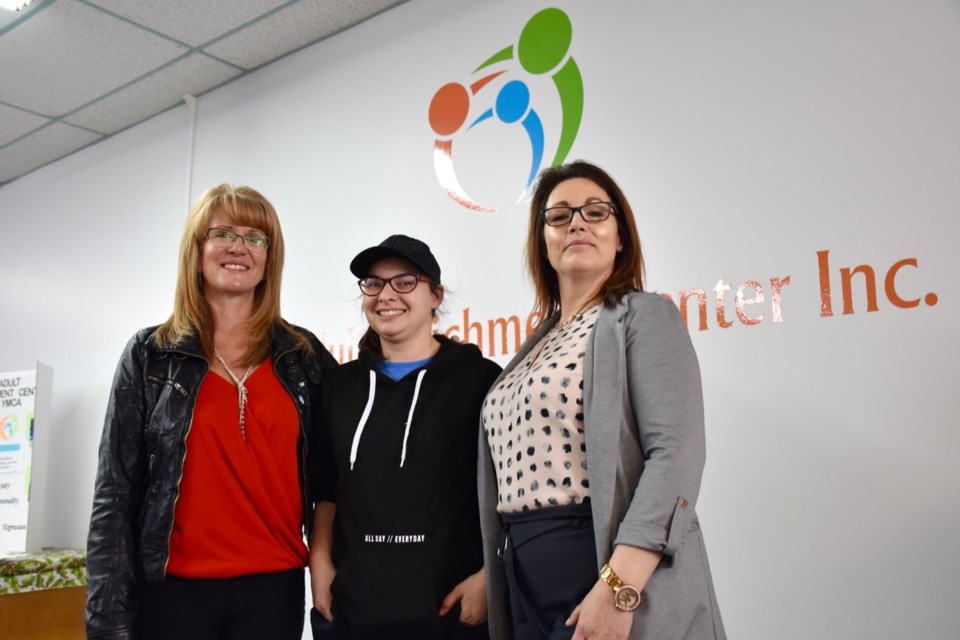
614, 585, 642, 612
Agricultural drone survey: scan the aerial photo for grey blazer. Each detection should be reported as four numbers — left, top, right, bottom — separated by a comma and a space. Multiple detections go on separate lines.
479, 292, 726, 639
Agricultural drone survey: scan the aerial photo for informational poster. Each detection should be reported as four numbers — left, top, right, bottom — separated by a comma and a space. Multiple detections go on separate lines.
0, 370, 37, 556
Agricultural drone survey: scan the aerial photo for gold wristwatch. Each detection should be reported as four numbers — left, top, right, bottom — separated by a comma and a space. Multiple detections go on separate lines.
600, 563, 642, 612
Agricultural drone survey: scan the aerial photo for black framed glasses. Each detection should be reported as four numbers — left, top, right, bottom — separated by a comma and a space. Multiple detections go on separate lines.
542, 201, 617, 227
358, 273, 430, 296
204, 227, 271, 252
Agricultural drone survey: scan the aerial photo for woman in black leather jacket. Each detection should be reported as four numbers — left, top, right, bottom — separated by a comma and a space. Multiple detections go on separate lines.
85, 184, 337, 640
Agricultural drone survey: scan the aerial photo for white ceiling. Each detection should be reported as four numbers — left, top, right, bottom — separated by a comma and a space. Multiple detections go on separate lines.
0, 0, 408, 186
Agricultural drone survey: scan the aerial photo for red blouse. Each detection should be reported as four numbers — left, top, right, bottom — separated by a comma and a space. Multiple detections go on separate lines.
166, 362, 308, 578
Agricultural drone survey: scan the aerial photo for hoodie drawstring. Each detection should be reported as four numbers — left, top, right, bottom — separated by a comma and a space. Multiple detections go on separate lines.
349, 371, 376, 470
400, 369, 427, 468
349, 368, 428, 470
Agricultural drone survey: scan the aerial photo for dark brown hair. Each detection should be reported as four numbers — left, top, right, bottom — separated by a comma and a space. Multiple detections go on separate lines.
526, 160, 645, 326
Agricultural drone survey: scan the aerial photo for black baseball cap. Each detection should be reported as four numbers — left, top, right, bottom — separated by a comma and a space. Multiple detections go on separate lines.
350, 234, 442, 282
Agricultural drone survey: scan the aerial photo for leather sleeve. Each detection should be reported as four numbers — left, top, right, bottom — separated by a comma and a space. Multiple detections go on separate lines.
85, 331, 149, 640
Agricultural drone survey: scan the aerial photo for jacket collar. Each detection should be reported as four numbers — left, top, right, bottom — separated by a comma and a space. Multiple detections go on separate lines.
153, 320, 296, 359
154, 328, 203, 357
270, 321, 299, 358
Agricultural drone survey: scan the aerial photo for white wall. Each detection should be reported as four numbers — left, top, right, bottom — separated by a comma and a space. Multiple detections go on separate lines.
1, 1, 958, 638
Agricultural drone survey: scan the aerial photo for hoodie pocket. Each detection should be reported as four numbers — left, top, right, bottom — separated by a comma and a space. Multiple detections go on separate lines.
332, 551, 445, 639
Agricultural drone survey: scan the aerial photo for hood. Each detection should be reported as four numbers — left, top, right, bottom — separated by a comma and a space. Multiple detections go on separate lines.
349, 336, 487, 471
356, 335, 486, 374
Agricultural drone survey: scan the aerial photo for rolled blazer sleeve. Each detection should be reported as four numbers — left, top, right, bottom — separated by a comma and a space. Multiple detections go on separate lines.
612, 294, 706, 559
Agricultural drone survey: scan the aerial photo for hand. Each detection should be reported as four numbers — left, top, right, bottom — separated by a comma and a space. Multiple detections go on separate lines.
310, 561, 336, 622
438, 568, 487, 625
566, 580, 634, 640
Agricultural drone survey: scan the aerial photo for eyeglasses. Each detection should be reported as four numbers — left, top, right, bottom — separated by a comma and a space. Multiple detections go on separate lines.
358, 273, 429, 296
542, 201, 617, 227
204, 227, 271, 252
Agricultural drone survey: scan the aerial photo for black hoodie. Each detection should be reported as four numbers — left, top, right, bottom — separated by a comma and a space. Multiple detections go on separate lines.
312, 337, 501, 639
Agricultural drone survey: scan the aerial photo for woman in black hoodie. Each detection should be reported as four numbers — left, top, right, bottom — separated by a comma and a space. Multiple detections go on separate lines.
310, 234, 502, 640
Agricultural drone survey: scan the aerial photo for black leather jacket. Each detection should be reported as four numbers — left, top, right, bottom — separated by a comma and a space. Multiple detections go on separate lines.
85, 321, 337, 640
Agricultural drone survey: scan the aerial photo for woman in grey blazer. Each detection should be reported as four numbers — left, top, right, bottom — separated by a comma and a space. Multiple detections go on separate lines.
479, 161, 725, 639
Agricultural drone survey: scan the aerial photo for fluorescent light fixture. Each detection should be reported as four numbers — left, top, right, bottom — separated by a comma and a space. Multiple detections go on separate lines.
0, 1, 34, 10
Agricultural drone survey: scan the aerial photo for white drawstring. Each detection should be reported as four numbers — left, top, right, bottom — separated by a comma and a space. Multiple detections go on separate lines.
349, 371, 376, 470
400, 370, 427, 467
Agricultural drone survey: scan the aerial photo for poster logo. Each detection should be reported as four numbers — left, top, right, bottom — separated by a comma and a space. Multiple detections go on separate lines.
428, 8, 583, 212
0, 415, 15, 441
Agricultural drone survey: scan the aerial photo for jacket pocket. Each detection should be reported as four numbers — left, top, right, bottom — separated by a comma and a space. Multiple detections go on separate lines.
146, 375, 188, 397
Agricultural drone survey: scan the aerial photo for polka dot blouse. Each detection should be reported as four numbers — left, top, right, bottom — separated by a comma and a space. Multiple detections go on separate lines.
482, 305, 600, 513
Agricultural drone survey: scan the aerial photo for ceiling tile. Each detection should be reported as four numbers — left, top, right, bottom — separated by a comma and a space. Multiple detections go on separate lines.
0, 1, 42, 31
86, 0, 289, 47
0, 0, 407, 186
0, 122, 102, 183
0, 0, 188, 115
205, 0, 405, 69
65, 53, 243, 134
0, 104, 51, 147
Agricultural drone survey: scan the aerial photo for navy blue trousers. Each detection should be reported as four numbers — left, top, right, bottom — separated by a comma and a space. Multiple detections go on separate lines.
499, 502, 597, 640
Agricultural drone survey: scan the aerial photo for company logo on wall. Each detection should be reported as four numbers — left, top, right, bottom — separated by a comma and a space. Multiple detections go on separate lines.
0, 415, 15, 441
428, 8, 583, 212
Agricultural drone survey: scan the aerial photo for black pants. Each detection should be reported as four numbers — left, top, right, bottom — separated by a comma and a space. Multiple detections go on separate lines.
310, 604, 490, 640
499, 502, 597, 640
138, 567, 304, 640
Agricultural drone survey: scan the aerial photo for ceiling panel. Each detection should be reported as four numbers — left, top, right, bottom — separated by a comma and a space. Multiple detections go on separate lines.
0, 1, 188, 116
206, 0, 402, 69
87, 0, 290, 48
0, 122, 102, 183
0, 104, 51, 147
64, 53, 244, 134
0, 0, 409, 187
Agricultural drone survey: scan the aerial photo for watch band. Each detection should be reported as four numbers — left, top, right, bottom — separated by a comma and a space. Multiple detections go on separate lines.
600, 563, 643, 612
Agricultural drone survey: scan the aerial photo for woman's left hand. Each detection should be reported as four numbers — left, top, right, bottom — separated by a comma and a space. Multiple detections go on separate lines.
439, 567, 488, 625
566, 580, 634, 640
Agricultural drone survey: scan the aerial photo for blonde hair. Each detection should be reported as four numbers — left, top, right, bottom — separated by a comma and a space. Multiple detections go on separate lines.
154, 184, 307, 365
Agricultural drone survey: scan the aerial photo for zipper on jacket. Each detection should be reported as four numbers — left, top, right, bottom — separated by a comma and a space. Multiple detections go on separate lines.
160, 363, 204, 577
158, 344, 312, 576
146, 374, 188, 396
